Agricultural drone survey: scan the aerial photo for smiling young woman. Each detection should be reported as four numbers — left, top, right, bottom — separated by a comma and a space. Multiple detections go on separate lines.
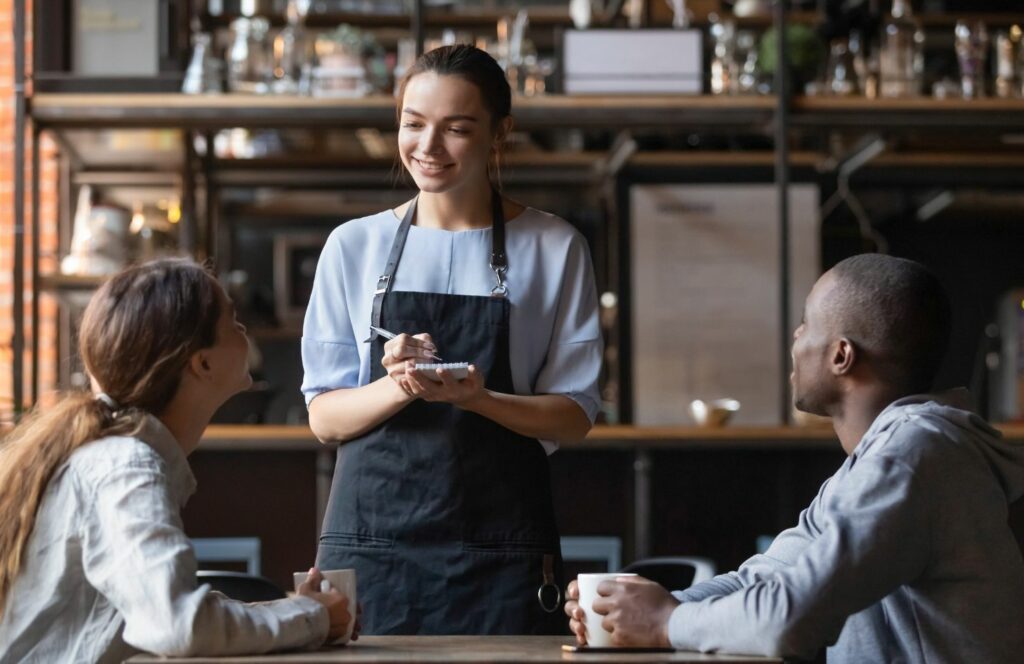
301, 45, 603, 635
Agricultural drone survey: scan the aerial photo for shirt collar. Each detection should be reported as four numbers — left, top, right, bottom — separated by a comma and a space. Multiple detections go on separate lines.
136, 414, 197, 506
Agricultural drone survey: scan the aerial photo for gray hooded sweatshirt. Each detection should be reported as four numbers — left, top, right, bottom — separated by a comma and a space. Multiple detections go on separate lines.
667, 390, 1024, 662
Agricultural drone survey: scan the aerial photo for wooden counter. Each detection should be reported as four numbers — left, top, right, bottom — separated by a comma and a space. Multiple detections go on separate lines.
127, 636, 781, 663
198, 422, 1024, 452
198, 424, 841, 452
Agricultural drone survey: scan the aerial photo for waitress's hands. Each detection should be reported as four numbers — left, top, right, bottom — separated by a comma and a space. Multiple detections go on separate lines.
380, 333, 438, 396
403, 362, 484, 405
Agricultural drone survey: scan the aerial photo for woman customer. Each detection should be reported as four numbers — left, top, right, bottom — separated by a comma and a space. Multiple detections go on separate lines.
302, 44, 603, 635
0, 259, 353, 662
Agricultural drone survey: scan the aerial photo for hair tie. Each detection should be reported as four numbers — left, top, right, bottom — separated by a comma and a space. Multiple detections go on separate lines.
96, 393, 121, 413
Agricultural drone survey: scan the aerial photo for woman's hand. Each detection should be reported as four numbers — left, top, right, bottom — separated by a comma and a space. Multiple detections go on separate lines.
380, 333, 438, 396
403, 362, 484, 405
296, 567, 353, 644
564, 579, 588, 646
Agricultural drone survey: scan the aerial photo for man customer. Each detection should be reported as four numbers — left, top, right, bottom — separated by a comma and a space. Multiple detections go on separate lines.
566, 254, 1024, 662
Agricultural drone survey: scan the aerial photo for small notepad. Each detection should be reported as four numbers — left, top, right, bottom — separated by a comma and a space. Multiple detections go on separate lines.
413, 362, 470, 382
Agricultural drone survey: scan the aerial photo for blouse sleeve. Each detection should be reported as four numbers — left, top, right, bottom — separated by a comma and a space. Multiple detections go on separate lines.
533, 231, 604, 449
301, 228, 362, 406
80, 458, 328, 656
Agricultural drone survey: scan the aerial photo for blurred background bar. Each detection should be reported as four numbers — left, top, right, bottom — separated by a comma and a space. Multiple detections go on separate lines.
5, 0, 1024, 591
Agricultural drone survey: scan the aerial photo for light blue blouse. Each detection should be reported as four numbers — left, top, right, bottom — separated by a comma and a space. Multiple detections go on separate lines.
300, 207, 603, 452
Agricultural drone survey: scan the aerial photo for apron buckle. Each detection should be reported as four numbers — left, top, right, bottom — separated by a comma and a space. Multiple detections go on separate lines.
490, 263, 508, 298
537, 553, 562, 613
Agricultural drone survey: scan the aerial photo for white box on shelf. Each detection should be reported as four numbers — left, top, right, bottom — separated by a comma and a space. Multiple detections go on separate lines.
563, 29, 703, 94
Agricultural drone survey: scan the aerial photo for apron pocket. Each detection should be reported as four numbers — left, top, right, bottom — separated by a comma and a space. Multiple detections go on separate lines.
321, 532, 395, 550
462, 539, 552, 555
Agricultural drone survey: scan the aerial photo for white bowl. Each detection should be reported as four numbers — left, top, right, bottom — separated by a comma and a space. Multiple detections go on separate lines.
689, 398, 741, 427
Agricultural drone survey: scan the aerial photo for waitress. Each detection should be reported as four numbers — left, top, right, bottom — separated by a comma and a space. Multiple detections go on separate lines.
301, 44, 602, 635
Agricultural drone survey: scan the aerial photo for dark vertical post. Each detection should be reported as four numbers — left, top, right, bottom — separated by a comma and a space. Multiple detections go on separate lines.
181, 132, 197, 256
203, 131, 216, 264
412, 0, 425, 56
633, 449, 652, 560
774, 0, 792, 425
31, 124, 40, 404
13, 0, 26, 417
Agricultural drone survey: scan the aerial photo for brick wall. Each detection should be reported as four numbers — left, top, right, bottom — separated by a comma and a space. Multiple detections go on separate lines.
1, 0, 59, 424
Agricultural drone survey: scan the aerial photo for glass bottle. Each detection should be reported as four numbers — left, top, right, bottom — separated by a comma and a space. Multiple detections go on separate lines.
879, 0, 925, 97
708, 16, 737, 95
272, 0, 311, 94
994, 31, 1017, 99
955, 20, 990, 100
825, 37, 859, 96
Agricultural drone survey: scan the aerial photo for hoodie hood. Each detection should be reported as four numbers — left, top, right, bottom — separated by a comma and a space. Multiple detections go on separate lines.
861, 388, 1024, 503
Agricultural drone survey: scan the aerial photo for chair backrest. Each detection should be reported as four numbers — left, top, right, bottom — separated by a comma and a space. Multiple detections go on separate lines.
191, 537, 262, 576
196, 571, 286, 602
560, 536, 622, 573
621, 556, 717, 590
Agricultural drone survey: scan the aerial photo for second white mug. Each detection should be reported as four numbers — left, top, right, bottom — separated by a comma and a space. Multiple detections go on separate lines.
576, 572, 638, 647
292, 568, 358, 644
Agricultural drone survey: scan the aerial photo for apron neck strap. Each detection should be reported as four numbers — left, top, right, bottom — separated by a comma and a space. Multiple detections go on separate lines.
368, 190, 508, 339
488, 190, 508, 297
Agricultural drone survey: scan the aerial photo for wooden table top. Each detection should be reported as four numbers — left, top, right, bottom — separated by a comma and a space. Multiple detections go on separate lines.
127, 636, 781, 663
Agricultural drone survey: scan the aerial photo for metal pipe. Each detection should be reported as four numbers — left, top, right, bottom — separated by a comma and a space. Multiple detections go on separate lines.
31, 124, 40, 404
412, 0, 424, 57
774, 0, 792, 425
633, 449, 652, 560
12, 0, 26, 418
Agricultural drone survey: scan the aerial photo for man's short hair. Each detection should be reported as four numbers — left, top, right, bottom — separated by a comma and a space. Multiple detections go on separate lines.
828, 254, 952, 394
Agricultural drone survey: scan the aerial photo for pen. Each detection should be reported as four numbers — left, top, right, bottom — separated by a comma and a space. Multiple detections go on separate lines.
369, 325, 444, 362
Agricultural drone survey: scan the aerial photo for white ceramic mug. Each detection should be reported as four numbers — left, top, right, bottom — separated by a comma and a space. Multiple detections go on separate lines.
293, 568, 357, 644
576, 572, 638, 647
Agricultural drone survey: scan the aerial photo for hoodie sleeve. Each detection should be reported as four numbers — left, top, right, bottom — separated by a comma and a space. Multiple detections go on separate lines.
667, 454, 931, 659
673, 475, 835, 604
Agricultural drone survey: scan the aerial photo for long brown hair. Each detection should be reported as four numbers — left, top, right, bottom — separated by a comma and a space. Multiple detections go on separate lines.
394, 44, 513, 188
0, 258, 221, 618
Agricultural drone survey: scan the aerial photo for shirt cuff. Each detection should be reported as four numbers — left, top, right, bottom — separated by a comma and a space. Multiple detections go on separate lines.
536, 391, 600, 455
668, 601, 702, 651
290, 595, 330, 648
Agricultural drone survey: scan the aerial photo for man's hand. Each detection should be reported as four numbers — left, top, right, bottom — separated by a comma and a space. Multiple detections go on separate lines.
591, 576, 680, 647
564, 579, 587, 645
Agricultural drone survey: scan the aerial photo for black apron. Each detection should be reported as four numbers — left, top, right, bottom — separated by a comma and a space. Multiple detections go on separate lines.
317, 193, 564, 635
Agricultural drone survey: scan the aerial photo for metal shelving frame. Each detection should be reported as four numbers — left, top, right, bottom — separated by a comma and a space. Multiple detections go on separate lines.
12, 2, 1024, 556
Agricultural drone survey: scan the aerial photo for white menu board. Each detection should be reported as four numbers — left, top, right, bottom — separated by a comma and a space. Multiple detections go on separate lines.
630, 184, 819, 425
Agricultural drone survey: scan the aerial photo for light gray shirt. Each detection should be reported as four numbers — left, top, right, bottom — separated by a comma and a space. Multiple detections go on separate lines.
0, 415, 328, 663
668, 391, 1024, 663
300, 207, 604, 453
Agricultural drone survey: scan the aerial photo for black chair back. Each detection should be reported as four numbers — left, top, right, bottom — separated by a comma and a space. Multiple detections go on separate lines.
196, 570, 286, 602
621, 556, 716, 591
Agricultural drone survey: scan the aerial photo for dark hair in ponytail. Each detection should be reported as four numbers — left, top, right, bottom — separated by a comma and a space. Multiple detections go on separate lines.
0, 258, 221, 618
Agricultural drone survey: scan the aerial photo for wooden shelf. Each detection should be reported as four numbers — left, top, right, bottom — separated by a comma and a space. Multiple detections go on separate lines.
791, 96, 1024, 130
29, 94, 775, 130
201, 6, 577, 30
30, 93, 1024, 132
38, 273, 106, 291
